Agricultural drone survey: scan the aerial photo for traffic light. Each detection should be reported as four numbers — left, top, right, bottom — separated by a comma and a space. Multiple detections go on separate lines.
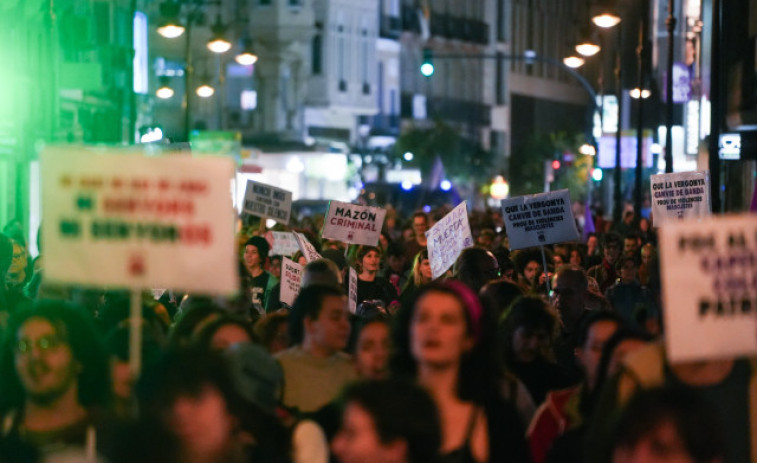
420, 48, 434, 77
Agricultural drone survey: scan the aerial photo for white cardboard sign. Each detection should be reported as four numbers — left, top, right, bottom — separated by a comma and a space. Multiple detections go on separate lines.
271, 232, 300, 256
41, 146, 238, 294
425, 202, 474, 280
650, 171, 711, 226
348, 267, 358, 314
280, 257, 303, 307
294, 232, 322, 262
322, 200, 387, 246
500, 189, 579, 250
659, 214, 757, 363
242, 180, 292, 225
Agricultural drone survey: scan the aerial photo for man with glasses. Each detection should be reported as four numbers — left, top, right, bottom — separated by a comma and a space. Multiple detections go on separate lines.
0, 300, 111, 461
551, 265, 593, 384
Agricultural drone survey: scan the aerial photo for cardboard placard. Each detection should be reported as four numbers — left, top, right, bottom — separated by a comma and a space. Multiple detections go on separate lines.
650, 171, 711, 226
500, 189, 579, 250
348, 267, 358, 314
41, 146, 237, 294
322, 200, 387, 246
659, 214, 757, 362
242, 180, 292, 225
271, 231, 300, 256
425, 202, 474, 280
280, 257, 303, 307
294, 232, 322, 262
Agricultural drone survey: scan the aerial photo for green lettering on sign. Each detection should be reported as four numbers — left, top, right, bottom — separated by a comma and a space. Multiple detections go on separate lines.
59, 220, 80, 238
76, 195, 94, 211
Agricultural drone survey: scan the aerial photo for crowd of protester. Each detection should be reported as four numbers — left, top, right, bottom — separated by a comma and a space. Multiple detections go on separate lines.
0, 203, 746, 463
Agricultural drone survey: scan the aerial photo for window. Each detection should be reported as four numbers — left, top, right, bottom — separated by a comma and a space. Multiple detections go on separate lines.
311, 35, 322, 75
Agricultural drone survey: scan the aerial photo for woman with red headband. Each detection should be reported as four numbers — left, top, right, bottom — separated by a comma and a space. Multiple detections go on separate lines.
391, 281, 530, 463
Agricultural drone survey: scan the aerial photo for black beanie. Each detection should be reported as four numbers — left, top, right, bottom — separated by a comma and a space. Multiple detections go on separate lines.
244, 236, 270, 260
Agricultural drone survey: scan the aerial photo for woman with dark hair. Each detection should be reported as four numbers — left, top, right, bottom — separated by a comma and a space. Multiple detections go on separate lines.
391, 281, 529, 463
350, 245, 398, 308
332, 379, 442, 463
452, 247, 500, 294
135, 348, 292, 463
254, 311, 291, 354
400, 249, 432, 298
193, 315, 256, 352
499, 296, 570, 405
611, 387, 725, 463
167, 297, 225, 348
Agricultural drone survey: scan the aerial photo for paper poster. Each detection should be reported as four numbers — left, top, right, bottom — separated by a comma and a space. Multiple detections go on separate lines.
650, 171, 711, 226
294, 232, 321, 262
280, 257, 303, 307
425, 202, 474, 280
41, 146, 238, 294
322, 200, 387, 246
271, 231, 300, 256
348, 267, 358, 314
659, 214, 757, 362
500, 189, 579, 250
242, 180, 292, 225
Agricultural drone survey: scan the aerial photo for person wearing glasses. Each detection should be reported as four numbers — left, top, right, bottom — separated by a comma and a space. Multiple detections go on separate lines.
0, 299, 112, 461
550, 265, 594, 384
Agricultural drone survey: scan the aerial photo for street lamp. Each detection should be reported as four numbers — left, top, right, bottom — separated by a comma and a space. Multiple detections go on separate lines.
563, 55, 586, 69
664, 0, 676, 173
576, 25, 601, 57
156, 76, 175, 99
206, 15, 232, 54
235, 37, 258, 66
629, 88, 651, 99
591, 2, 622, 29
156, 1, 185, 38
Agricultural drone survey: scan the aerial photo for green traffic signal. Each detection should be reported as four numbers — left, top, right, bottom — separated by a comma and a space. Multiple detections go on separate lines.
420, 47, 434, 77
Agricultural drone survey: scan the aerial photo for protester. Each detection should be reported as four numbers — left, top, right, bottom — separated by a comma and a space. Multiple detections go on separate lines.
332, 379, 441, 463
255, 311, 291, 354
400, 249, 433, 298
353, 316, 391, 381
242, 235, 280, 314
452, 247, 500, 294
0, 300, 113, 461
276, 284, 357, 414
587, 232, 622, 293
604, 256, 656, 331
351, 245, 398, 309
527, 311, 621, 463
610, 387, 726, 463
550, 265, 593, 382
403, 212, 429, 263
380, 242, 408, 296
498, 295, 570, 406
391, 281, 529, 463
301, 258, 343, 288
193, 315, 256, 352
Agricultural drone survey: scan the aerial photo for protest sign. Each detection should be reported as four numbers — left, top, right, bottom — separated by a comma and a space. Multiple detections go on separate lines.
294, 232, 322, 262
500, 189, 579, 250
280, 257, 303, 307
41, 146, 238, 294
659, 214, 757, 362
650, 171, 711, 226
425, 202, 474, 280
348, 267, 358, 314
271, 231, 300, 256
322, 200, 387, 246
242, 180, 292, 225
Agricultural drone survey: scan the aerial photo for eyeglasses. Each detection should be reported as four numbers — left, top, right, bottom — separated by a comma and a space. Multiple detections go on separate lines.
14, 335, 65, 354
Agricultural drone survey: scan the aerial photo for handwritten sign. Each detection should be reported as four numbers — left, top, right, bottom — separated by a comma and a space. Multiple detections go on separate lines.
650, 171, 711, 226
242, 180, 292, 225
348, 267, 358, 314
271, 232, 300, 256
294, 232, 322, 262
322, 201, 386, 246
500, 189, 579, 250
659, 214, 757, 362
41, 146, 238, 294
425, 202, 473, 280
280, 257, 303, 307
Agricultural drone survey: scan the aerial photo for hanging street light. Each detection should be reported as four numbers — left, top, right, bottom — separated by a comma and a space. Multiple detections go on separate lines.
156, 1, 185, 38
575, 25, 601, 57
591, 2, 621, 29
235, 37, 258, 65
156, 76, 175, 99
563, 55, 585, 68
196, 83, 215, 98
207, 15, 232, 53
